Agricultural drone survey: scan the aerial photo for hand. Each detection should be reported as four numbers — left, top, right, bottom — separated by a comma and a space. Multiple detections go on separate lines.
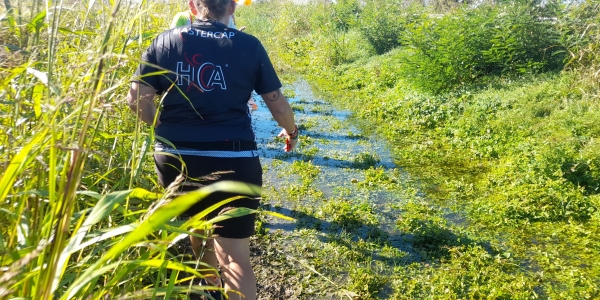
239, 26, 247, 31
277, 129, 298, 152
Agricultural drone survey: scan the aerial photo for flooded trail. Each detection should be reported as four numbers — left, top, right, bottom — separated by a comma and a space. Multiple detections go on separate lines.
255, 81, 402, 240
249, 80, 424, 299
246, 80, 600, 300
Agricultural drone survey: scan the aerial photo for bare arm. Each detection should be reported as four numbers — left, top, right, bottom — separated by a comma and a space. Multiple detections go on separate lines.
126, 82, 161, 127
261, 89, 298, 152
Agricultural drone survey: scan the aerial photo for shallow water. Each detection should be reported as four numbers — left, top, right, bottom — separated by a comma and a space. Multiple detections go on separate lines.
251, 80, 413, 250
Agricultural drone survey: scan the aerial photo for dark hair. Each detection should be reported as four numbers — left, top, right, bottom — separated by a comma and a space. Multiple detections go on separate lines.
193, 0, 231, 21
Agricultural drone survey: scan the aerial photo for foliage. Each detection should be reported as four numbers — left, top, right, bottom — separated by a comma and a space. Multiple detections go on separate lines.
0, 0, 266, 298
358, 167, 400, 189
318, 198, 379, 231
331, 0, 361, 31
393, 245, 538, 299
2, 0, 600, 298
348, 266, 388, 299
322, 71, 599, 295
260, 0, 600, 297
397, 203, 466, 259
352, 152, 380, 169
355, 0, 406, 55
401, 2, 566, 93
559, 0, 600, 70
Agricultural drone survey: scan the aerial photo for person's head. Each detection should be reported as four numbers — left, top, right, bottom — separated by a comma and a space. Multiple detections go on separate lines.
188, 0, 236, 21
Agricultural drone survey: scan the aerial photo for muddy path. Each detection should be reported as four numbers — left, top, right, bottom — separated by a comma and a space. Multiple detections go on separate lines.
250, 80, 426, 299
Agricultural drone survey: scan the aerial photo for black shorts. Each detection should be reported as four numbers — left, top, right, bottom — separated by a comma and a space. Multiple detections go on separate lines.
154, 154, 262, 238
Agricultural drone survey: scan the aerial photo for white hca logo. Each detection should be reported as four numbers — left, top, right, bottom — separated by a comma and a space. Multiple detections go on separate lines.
176, 61, 226, 92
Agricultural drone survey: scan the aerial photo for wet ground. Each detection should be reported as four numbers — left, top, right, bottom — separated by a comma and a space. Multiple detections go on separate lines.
253, 80, 409, 245
249, 80, 421, 299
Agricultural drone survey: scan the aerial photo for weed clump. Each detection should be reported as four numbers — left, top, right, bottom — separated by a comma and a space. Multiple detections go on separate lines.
352, 152, 380, 169
397, 203, 471, 259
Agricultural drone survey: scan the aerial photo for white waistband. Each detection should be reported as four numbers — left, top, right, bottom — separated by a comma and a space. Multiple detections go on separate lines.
155, 145, 259, 158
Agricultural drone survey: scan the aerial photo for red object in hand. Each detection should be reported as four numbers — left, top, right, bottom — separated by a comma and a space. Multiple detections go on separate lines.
278, 128, 295, 152
285, 137, 291, 152
277, 124, 298, 152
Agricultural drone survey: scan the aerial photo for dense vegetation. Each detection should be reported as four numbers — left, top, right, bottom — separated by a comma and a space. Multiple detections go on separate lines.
1, 0, 598, 298
238, 0, 600, 298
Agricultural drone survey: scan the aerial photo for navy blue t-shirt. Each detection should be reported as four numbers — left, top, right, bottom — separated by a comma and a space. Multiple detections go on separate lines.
133, 21, 282, 142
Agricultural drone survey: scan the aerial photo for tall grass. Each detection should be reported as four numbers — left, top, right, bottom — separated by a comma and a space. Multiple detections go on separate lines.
0, 0, 277, 298
2, 0, 599, 298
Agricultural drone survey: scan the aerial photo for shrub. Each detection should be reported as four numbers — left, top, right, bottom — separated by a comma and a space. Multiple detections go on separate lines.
332, 0, 361, 31
401, 2, 565, 93
402, 7, 495, 92
312, 29, 350, 66
481, 2, 565, 74
356, 0, 406, 55
559, 0, 600, 70
272, 2, 314, 38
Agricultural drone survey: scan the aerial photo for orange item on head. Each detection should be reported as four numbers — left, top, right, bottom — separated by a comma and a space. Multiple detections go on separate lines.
234, 0, 252, 5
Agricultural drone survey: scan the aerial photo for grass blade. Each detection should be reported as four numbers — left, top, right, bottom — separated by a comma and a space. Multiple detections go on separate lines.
0, 128, 48, 203
61, 181, 260, 299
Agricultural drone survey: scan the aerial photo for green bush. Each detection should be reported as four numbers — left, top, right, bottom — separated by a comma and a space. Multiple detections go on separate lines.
356, 0, 406, 55
481, 2, 565, 74
261, 1, 354, 69
401, 9, 491, 92
312, 29, 350, 67
272, 2, 314, 38
401, 3, 565, 93
559, 0, 600, 70
332, 0, 361, 31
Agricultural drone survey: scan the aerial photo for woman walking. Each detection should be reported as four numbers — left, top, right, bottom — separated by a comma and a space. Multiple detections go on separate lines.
126, 0, 298, 299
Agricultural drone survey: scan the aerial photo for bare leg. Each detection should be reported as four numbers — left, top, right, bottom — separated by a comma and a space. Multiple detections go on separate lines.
190, 229, 219, 278
214, 237, 256, 300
